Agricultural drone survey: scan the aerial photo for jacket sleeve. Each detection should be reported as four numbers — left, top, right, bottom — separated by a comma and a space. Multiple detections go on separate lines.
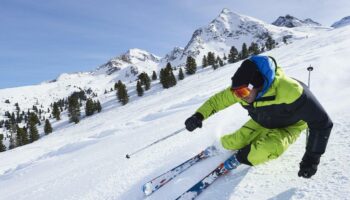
196, 87, 238, 120
296, 84, 333, 155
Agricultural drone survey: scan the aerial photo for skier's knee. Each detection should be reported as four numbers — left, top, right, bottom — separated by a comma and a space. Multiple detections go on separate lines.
248, 136, 285, 165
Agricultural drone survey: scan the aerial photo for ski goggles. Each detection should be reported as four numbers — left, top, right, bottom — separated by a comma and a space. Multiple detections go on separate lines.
231, 84, 253, 98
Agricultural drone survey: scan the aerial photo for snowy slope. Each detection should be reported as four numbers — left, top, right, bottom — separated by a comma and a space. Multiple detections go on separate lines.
1, 25, 350, 200
0, 48, 158, 123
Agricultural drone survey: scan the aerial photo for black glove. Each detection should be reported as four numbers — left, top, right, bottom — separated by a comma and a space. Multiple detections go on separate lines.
185, 113, 204, 132
298, 152, 321, 178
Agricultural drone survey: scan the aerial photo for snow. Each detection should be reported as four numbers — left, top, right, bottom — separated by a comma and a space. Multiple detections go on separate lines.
1, 17, 350, 200
331, 16, 350, 28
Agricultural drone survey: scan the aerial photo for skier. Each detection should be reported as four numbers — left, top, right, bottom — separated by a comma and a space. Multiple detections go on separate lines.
185, 55, 333, 178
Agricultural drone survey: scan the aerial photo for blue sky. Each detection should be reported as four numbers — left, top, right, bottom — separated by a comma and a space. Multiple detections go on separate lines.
1, 0, 349, 88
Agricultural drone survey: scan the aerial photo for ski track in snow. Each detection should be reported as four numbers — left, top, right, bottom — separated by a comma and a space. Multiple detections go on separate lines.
0, 27, 350, 200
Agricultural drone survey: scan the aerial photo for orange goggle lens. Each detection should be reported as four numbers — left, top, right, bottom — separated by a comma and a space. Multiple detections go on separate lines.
231, 85, 252, 98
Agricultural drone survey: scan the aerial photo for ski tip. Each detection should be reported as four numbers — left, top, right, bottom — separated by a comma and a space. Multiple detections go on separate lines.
126, 154, 130, 159
142, 183, 153, 196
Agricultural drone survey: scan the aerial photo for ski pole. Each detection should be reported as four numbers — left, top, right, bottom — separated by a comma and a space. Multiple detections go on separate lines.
307, 65, 313, 89
306, 65, 313, 143
125, 127, 186, 159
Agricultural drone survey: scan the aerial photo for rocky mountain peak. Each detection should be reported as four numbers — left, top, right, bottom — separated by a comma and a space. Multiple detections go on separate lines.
331, 16, 350, 28
272, 15, 321, 28
96, 48, 160, 76
123, 48, 160, 63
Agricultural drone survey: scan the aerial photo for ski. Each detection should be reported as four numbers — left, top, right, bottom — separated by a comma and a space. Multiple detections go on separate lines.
175, 154, 240, 200
142, 145, 218, 196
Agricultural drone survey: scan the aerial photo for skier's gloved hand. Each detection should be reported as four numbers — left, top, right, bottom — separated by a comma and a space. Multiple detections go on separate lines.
185, 113, 204, 132
298, 152, 321, 178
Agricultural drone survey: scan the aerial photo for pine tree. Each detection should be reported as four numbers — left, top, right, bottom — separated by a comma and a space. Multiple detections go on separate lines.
216, 56, 224, 67
144, 74, 151, 91
28, 113, 40, 143
44, 119, 53, 135
202, 55, 208, 68
138, 72, 151, 91
159, 63, 178, 89
241, 43, 249, 59
185, 56, 197, 75
212, 63, 219, 70
265, 34, 276, 50
168, 64, 177, 87
29, 121, 39, 143
16, 125, 24, 146
32, 105, 38, 113
95, 100, 102, 113
178, 68, 184, 80
29, 112, 40, 125
136, 81, 144, 97
15, 103, 20, 112
152, 71, 157, 80
248, 42, 260, 55
85, 98, 95, 116
10, 112, 16, 125
9, 134, 16, 149
223, 53, 227, 60
21, 126, 29, 145
207, 52, 216, 66
159, 68, 168, 88
116, 80, 129, 105
282, 35, 290, 44
52, 102, 61, 120
0, 134, 6, 152
228, 46, 239, 63
68, 95, 80, 124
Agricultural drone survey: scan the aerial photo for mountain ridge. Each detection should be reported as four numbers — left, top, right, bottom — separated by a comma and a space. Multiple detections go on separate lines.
272, 14, 322, 27
331, 16, 350, 28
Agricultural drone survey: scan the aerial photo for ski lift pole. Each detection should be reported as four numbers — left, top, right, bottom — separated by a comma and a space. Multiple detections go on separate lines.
125, 127, 186, 159
306, 65, 314, 143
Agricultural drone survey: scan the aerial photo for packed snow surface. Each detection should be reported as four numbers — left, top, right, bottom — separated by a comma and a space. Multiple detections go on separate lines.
1, 25, 350, 200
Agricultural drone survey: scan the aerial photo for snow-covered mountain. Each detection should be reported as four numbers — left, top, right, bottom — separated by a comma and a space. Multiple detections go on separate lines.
0, 24, 350, 200
272, 15, 322, 28
165, 9, 311, 66
0, 48, 161, 126
95, 48, 160, 78
160, 47, 184, 66
331, 16, 350, 28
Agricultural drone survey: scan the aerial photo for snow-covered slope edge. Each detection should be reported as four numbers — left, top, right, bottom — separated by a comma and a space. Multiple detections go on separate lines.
0, 26, 350, 199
